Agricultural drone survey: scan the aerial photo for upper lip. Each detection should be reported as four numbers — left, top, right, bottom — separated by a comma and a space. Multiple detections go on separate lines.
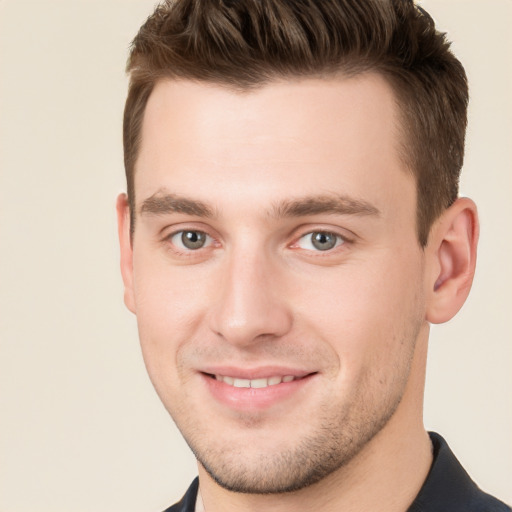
199, 366, 316, 380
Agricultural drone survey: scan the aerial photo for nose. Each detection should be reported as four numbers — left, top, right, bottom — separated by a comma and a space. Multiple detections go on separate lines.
208, 249, 293, 346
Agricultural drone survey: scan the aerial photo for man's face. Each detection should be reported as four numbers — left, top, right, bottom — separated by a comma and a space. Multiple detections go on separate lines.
120, 75, 430, 493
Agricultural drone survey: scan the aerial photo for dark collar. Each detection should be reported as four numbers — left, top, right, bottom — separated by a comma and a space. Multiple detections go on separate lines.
407, 432, 510, 511
164, 432, 510, 512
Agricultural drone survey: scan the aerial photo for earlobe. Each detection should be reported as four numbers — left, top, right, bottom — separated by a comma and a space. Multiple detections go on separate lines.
116, 193, 136, 314
426, 198, 479, 324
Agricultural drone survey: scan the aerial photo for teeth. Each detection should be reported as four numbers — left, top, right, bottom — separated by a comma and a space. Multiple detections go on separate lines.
215, 375, 297, 388
250, 378, 268, 389
233, 378, 251, 388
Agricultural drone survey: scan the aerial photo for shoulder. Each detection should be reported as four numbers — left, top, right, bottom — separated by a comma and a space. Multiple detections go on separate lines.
408, 432, 511, 512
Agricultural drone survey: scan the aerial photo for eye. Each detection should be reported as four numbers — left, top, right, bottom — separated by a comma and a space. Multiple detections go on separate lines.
296, 231, 344, 251
170, 230, 212, 250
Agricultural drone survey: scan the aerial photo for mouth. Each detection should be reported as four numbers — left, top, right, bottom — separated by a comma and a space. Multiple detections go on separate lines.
206, 373, 304, 389
201, 370, 317, 411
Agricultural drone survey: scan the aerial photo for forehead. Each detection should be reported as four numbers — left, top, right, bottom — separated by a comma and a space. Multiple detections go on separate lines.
135, 74, 413, 218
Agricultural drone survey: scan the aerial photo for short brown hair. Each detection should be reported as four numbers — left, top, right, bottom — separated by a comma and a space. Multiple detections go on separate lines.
124, 0, 468, 246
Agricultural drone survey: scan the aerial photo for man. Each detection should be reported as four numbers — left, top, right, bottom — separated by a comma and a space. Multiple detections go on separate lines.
116, 0, 511, 510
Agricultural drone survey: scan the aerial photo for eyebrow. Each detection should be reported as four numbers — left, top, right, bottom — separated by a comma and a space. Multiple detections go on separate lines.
270, 194, 380, 218
139, 191, 380, 220
140, 192, 215, 218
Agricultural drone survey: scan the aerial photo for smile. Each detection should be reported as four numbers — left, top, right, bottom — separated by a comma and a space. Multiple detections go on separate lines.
203, 371, 316, 410
214, 374, 297, 388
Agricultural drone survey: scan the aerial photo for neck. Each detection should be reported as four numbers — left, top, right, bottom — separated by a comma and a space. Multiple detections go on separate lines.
198, 326, 432, 512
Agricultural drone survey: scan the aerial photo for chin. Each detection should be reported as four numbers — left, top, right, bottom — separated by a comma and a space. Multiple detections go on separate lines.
187, 397, 400, 495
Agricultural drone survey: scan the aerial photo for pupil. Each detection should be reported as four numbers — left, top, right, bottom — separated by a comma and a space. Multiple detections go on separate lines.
182, 231, 205, 249
312, 232, 336, 251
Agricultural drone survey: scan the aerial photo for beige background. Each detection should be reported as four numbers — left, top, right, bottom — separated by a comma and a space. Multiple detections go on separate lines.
0, 0, 510, 510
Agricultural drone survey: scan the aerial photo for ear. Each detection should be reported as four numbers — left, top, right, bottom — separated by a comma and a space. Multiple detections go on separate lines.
116, 193, 136, 313
425, 197, 479, 324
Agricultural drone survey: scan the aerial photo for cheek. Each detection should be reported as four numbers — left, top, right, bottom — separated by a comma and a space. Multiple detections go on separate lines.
133, 248, 213, 329
295, 253, 425, 367
131, 255, 214, 384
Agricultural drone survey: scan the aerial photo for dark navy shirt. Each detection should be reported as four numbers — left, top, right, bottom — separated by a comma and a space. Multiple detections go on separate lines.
163, 432, 511, 512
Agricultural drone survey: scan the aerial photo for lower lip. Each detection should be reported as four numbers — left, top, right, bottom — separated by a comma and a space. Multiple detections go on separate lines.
202, 373, 315, 411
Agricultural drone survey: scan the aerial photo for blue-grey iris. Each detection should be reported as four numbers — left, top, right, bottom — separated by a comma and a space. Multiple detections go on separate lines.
311, 232, 338, 251
182, 231, 206, 249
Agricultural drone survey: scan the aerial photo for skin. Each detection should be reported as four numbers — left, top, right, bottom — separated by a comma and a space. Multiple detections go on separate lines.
117, 74, 478, 511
